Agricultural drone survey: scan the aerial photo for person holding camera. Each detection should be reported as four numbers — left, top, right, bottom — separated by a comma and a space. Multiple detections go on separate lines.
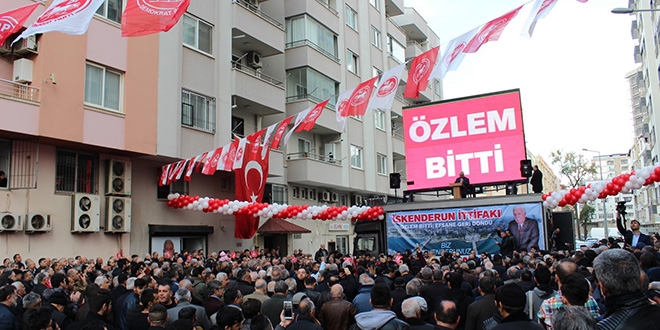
616, 206, 652, 249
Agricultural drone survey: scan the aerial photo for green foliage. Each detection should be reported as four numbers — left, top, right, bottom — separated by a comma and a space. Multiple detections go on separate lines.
579, 203, 596, 239
550, 150, 598, 188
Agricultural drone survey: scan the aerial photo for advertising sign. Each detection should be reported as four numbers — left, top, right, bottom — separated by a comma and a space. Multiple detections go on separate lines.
386, 202, 544, 255
403, 89, 526, 191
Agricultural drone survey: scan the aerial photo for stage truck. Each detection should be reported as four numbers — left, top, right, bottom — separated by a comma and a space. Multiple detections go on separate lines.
353, 194, 552, 257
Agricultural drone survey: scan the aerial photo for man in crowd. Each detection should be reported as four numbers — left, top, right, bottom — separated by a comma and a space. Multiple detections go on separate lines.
492, 284, 543, 330
616, 210, 652, 248
167, 288, 210, 330
319, 284, 356, 330
353, 283, 410, 330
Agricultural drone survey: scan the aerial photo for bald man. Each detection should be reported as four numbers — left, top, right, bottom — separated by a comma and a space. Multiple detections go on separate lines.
243, 279, 270, 304
319, 284, 356, 330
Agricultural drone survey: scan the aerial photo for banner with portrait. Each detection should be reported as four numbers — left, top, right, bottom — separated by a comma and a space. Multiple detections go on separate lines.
386, 202, 544, 255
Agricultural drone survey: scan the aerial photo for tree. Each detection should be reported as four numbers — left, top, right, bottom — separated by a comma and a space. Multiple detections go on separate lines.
550, 150, 598, 239
579, 203, 595, 240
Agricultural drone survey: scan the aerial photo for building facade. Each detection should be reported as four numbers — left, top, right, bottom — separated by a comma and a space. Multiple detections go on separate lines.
0, 0, 456, 258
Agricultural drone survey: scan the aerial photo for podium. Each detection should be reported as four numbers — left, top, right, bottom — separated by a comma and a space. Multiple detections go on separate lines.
450, 183, 463, 199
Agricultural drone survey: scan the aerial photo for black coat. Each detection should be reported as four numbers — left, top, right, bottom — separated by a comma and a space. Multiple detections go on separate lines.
530, 170, 543, 193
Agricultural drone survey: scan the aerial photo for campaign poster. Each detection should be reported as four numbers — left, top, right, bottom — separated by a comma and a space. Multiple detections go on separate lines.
403, 89, 526, 191
386, 202, 544, 255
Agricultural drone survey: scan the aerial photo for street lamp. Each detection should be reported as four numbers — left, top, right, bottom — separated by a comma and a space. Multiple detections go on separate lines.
582, 148, 608, 239
611, 7, 660, 14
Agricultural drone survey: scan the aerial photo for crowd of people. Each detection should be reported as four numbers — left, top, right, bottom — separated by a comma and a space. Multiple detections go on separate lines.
1, 237, 660, 330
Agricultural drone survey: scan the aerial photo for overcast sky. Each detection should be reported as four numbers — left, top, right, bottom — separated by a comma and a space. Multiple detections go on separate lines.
403, 0, 638, 162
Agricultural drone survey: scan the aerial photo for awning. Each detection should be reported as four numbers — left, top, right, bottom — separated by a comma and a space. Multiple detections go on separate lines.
257, 218, 311, 234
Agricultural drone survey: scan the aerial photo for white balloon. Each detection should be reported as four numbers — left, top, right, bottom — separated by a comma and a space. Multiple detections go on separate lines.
621, 187, 630, 193
187, 204, 194, 210
625, 181, 633, 189
192, 201, 200, 207
639, 168, 651, 179
168, 193, 175, 200
227, 209, 234, 214
378, 215, 384, 220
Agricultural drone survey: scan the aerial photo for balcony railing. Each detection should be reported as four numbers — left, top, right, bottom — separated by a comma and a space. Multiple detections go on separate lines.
233, 0, 284, 30
286, 39, 340, 62
232, 61, 284, 88
0, 78, 39, 102
287, 151, 342, 164
315, 0, 338, 15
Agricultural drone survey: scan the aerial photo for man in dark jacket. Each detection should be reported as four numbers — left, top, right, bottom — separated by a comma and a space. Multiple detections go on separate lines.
495, 230, 515, 257
262, 280, 288, 327
67, 289, 117, 330
0, 285, 17, 330
491, 284, 542, 330
595, 249, 660, 330
319, 284, 356, 330
465, 276, 497, 330
401, 298, 434, 330
352, 283, 411, 330
438, 272, 472, 330
530, 165, 543, 193
616, 210, 652, 248
287, 298, 323, 330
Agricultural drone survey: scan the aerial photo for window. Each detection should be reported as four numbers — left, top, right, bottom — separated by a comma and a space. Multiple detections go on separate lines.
231, 116, 244, 137
84, 63, 122, 112
183, 14, 212, 54
433, 79, 442, 95
377, 153, 387, 175
374, 109, 386, 130
157, 172, 189, 200
621, 159, 629, 164
292, 186, 300, 199
606, 160, 615, 165
373, 67, 382, 78
371, 26, 381, 49
345, 5, 357, 30
387, 35, 405, 63
369, 0, 380, 10
351, 145, 363, 169
336, 235, 349, 254
286, 67, 338, 107
96, 0, 122, 23
181, 89, 216, 132
347, 50, 358, 74
286, 15, 339, 61
298, 138, 311, 156
271, 185, 288, 204
55, 149, 98, 194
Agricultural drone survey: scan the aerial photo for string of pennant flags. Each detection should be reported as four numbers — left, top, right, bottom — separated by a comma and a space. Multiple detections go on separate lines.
0, 0, 588, 238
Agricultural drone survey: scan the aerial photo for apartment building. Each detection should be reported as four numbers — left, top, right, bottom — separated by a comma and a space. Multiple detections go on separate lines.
0, 0, 447, 258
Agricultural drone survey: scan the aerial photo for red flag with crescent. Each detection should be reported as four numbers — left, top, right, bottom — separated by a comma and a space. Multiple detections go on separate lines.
234, 138, 270, 239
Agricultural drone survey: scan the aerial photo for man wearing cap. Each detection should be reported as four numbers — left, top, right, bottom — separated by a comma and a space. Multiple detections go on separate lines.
616, 210, 651, 249
319, 284, 356, 330
491, 284, 543, 330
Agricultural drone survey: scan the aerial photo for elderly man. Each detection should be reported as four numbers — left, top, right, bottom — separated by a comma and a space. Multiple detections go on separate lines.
166, 288, 210, 330
0, 286, 17, 330
402, 297, 434, 330
319, 284, 356, 330
244, 279, 270, 304
507, 206, 539, 252
594, 249, 660, 329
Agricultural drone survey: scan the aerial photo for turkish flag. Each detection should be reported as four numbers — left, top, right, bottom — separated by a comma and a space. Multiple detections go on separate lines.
168, 160, 185, 182
270, 116, 294, 149
403, 46, 439, 99
121, 0, 190, 37
0, 3, 39, 46
221, 139, 240, 171
159, 164, 171, 186
195, 152, 208, 173
295, 99, 330, 132
234, 141, 270, 239
201, 147, 223, 175
465, 6, 522, 53
183, 156, 197, 181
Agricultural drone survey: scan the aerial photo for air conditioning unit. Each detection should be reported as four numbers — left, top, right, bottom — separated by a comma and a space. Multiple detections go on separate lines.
13, 58, 33, 83
247, 51, 262, 68
106, 159, 132, 195
322, 191, 331, 202
25, 213, 51, 233
0, 213, 21, 232
71, 193, 100, 233
308, 188, 317, 200
331, 192, 339, 203
105, 197, 131, 233
0, 39, 12, 54
13, 35, 38, 55
353, 195, 363, 206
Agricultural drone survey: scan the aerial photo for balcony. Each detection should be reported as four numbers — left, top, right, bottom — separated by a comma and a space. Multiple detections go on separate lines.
286, 152, 344, 189
391, 7, 429, 41
232, 61, 285, 115
232, 0, 285, 56
285, 98, 342, 134
384, 0, 405, 17
0, 78, 39, 103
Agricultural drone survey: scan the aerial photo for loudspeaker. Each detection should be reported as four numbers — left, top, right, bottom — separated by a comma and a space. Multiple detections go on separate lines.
551, 211, 575, 251
506, 182, 517, 195
520, 160, 532, 177
389, 173, 401, 189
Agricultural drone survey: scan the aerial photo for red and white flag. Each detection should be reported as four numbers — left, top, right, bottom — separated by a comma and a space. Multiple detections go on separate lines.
167, 160, 184, 182
403, 46, 439, 99
465, 6, 522, 53
195, 152, 208, 173
430, 27, 479, 80
282, 111, 309, 147
521, 0, 558, 38
15, 0, 105, 44
222, 139, 240, 171
121, 0, 190, 37
335, 88, 354, 132
0, 3, 39, 46
261, 124, 277, 159
270, 116, 293, 149
201, 147, 223, 175
232, 137, 248, 170
173, 159, 188, 180
184, 155, 198, 181
367, 63, 405, 112
234, 139, 270, 239
346, 77, 378, 116
159, 164, 171, 186
295, 99, 330, 132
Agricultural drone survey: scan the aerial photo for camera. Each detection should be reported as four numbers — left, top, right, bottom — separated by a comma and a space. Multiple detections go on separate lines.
616, 201, 627, 215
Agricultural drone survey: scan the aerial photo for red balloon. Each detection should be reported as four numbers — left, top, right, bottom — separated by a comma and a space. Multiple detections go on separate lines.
655, 167, 660, 176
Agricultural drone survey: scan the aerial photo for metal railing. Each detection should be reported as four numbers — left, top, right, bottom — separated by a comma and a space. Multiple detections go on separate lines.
285, 94, 337, 109
0, 78, 39, 102
285, 39, 340, 62
231, 61, 284, 88
406, 39, 427, 51
287, 151, 342, 164
233, 0, 284, 30
315, 0, 338, 15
